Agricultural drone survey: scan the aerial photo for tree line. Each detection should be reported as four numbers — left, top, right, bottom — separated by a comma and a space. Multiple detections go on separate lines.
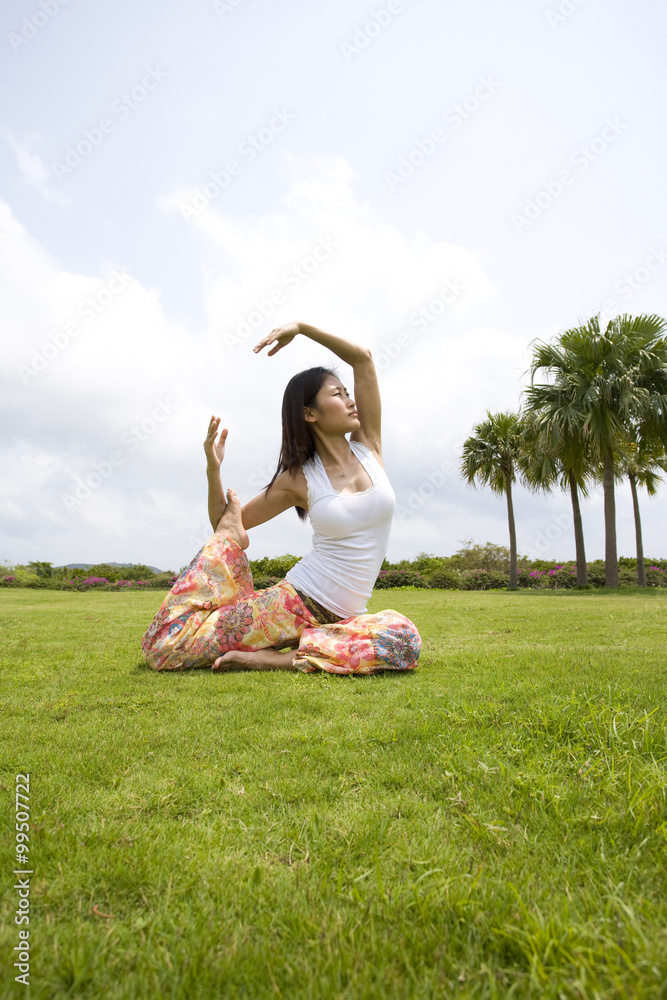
461, 313, 667, 589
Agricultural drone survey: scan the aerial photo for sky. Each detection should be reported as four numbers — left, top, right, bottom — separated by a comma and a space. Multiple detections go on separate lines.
1, 0, 666, 572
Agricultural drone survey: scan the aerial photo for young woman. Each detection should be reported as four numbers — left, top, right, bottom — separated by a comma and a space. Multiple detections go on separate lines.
142, 321, 421, 674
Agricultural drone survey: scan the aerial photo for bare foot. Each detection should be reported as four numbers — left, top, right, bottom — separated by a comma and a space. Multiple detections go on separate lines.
215, 488, 249, 550
212, 648, 297, 671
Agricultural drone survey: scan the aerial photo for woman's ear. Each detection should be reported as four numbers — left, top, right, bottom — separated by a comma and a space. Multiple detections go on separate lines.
303, 407, 317, 423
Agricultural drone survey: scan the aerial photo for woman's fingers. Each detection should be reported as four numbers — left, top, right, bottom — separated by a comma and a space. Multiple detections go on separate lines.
254, 323, 298, 354
253, 335, 275, 354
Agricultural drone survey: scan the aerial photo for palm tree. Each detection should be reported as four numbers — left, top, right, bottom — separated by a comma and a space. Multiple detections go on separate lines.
517, 411, 591, 586
460, 411, 523, 589
621, 437, 667, 587
528, 313, 667, 588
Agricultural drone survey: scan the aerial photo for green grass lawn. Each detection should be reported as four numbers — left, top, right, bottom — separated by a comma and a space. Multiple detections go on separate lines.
1, 588, 666, 999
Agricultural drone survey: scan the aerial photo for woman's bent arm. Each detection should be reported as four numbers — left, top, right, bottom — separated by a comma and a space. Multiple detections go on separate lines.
241, 469, 307, 530
297, 324, 382, 457
296, 323, 372, 367
207, 468, 226, 531
254, 321, 383, 457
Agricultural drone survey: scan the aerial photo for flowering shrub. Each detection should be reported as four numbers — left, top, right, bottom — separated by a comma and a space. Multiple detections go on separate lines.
427, 568, 462, 590
460, 570, 509, 591
585, 562, 606, 586
4, 551, 665, 592
26, 575, 179, 592
517, 565, 578, 589
646, 566, 667, 587
546, 566, 578, 589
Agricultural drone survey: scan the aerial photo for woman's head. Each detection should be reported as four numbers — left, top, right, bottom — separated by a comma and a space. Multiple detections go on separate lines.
283, 366, 338, 452
267, 366, 340, 519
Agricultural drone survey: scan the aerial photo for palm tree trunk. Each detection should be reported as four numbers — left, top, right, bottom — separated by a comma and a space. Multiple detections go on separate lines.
505, 476, 518, 589
602, 449, 618, 588
629, 472, 646, 587
568, 474, 587, 586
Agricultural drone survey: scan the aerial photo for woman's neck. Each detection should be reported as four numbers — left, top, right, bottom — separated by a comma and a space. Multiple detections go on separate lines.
313, 433, 352, 470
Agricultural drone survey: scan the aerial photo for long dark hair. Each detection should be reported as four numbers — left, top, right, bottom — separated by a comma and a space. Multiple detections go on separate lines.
266, 366, 337, 520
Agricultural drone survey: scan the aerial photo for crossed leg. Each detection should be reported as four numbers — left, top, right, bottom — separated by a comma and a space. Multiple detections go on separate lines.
143, 490, 422, 674
211, 491, 297, 671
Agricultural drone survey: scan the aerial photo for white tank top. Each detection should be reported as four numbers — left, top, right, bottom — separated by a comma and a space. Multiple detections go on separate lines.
285, 440, 396, 618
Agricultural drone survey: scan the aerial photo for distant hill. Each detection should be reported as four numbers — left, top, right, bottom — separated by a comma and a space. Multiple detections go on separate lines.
61, 562, 164, 573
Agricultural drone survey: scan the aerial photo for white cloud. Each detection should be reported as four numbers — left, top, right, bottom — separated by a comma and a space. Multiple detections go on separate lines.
4, 132, 71, 207
0, 152, 662, 569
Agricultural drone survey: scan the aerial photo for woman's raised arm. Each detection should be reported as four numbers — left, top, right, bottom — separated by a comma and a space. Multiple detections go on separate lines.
254, 322, 382, 457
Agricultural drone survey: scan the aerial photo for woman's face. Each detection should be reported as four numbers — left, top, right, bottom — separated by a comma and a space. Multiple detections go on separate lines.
308, 377, 360, 433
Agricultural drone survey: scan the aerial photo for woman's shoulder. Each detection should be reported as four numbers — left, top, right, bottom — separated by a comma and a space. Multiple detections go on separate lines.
273, 467, 309, 507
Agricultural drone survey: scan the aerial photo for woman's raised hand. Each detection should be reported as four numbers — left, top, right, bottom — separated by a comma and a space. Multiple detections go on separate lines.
204, 416, 228, 471
253, 322, 300, 357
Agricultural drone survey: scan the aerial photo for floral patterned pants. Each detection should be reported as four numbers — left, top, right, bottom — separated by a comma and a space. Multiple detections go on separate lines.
141, 533, 421, 674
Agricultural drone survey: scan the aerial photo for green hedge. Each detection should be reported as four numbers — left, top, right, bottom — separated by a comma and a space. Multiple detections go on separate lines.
4, 552, 667, 593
